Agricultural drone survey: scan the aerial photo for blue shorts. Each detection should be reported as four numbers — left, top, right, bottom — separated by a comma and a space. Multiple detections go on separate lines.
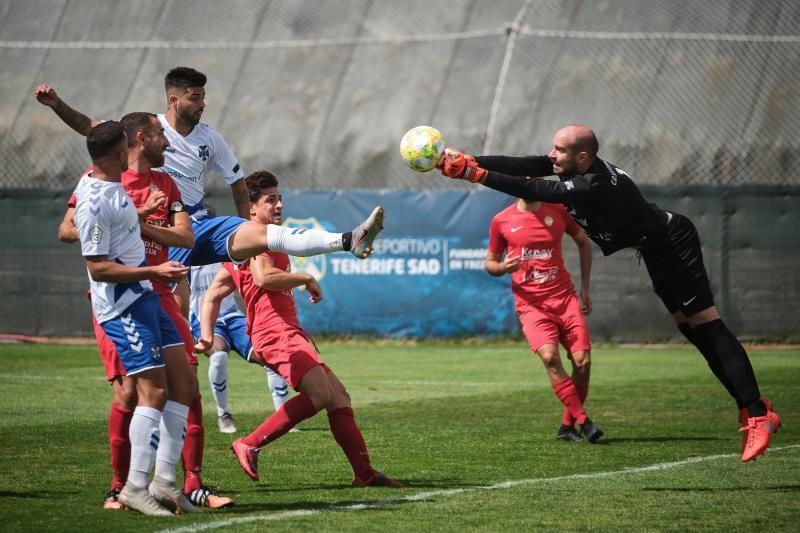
101, 292, 183, 376
169, 214, 247, 267
191, 313, 253, 362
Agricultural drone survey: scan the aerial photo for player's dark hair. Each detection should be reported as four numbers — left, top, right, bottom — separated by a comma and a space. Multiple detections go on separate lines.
86, 121, 126, 161
245, 171, 280, 203
165, 66, 207, 92
119, 112, 157, 147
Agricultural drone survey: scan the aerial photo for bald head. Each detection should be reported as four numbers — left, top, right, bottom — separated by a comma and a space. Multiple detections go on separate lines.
549, 125, 599, 176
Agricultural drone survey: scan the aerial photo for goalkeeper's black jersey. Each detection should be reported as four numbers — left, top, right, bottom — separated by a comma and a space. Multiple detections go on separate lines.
476, 155, 670, 256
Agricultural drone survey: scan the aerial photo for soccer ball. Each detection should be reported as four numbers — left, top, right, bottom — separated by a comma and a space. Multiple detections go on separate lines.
399, 126, 445, 172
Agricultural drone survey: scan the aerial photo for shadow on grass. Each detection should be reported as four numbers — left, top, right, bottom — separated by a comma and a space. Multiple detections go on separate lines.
597, 436, 727, 444
0, 490, 57, 499
641, 484, 800, 493
245, 478, 475, 493
208, 496, 418, 514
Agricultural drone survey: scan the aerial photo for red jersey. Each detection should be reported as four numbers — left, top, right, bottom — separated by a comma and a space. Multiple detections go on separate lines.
223, 252, 300, 335
70, 167, 184, 291
488, 202, 581, 308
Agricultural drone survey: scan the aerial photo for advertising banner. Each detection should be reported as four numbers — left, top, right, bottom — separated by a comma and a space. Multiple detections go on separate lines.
281, 189, 518, 337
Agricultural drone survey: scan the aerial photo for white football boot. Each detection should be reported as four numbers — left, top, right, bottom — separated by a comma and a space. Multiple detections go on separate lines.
118, 484, 174, 517
350, 207, 384, 259
149, 475, 200, 513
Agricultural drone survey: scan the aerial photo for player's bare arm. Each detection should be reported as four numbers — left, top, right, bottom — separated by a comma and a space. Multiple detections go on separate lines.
230, 179, 252, 220
571, 229, 593, 315
194, 267, 237, 353
137, 189, 166, 218
85, 256, 189, 283
57, 206, 79, 243
34, 84, 99, 136
139, 210, 194, 249
484, 250, 521, 277
250, 255, 322, 303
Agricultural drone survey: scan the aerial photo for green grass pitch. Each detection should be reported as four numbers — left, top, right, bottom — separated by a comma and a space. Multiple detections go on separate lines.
0, 340, 798, 532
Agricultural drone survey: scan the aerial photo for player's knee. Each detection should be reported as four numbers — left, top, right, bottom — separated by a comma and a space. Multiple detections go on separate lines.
537, 348, 560, 367
571, 350, 591, 372
118, 389, 138, 410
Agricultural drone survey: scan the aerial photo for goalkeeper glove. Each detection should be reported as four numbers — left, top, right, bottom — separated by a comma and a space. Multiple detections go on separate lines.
437, 148, 486, 183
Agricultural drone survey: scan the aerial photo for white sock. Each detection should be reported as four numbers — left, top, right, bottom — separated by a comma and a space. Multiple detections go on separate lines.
154, 400, 190, 483
208, 351, 231, 417
266, 367, 291, 410
127, 406, 162, 489
266, 223, 344, 256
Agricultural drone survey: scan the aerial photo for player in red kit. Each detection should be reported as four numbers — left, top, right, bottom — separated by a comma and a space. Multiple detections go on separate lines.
195, 171, 402, 488
486, 198, 603, 443
59, 112, 232, 509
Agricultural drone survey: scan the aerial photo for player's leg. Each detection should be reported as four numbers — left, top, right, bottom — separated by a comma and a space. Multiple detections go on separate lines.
227, 207, 384, 261
102, 296, 173, 516
266, 367, 291, 411
106, 377, 136, 507
558, 294, 602, 442
207, 333, 235, 433
642, 212, 778, 461
149, 306, 199, 513
324, 370, 403, 488
520, 307, 587, 442
226, 315, 292, 415
230, 332, 324, 480
92, 310, 135, 509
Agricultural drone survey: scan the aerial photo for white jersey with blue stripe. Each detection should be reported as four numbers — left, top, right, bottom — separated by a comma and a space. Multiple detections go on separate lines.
189, 263, 244, 324
156, 114, 244, 213
74, 174, 152, 324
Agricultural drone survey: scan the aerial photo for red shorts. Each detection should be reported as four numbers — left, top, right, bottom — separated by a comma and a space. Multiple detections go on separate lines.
249, 326, 329, 389
518, 291, 591, 355
156, 287, 197, 366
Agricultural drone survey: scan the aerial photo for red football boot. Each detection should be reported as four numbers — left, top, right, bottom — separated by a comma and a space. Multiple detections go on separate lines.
231, 438, 260, 481
741, 408, 781, 462
739, 398, 772, 454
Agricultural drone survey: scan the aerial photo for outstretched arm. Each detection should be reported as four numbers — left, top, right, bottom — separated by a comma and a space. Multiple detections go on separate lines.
475, 155, 554, 177
195, 267, 237, 353
35, 84, 99, 136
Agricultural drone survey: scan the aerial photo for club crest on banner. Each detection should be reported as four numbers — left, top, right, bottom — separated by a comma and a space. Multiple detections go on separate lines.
283, 217, 327, 285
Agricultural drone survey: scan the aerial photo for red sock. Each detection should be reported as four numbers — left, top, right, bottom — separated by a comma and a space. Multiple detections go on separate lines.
554, 378, 587, 426
328, 407, 375, 481
244, 393, 318, 448
562, 384, 589, 426
108, 403, 133, 490
182, 394, 204, 493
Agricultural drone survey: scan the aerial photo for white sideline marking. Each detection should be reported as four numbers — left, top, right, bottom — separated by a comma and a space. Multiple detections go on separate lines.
158, 444, 799, 533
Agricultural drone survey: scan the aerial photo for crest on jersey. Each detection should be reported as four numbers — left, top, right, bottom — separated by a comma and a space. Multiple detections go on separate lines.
544, 215, 554, 227
198, 145, 210, 161
283, 217, 327, 285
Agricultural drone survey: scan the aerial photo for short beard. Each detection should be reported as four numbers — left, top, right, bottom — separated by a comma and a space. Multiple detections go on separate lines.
177, 107, 200, 126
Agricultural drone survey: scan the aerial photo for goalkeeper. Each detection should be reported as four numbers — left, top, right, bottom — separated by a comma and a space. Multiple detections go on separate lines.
430, 124, 779, 463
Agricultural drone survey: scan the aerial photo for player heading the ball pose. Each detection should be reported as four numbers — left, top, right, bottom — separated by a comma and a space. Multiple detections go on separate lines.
406, 124, 779, 463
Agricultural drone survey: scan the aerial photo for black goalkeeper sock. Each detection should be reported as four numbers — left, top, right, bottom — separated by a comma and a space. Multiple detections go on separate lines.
342, 231, 353, 252
677, 322, 743, 408
692, 319, 762, 413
